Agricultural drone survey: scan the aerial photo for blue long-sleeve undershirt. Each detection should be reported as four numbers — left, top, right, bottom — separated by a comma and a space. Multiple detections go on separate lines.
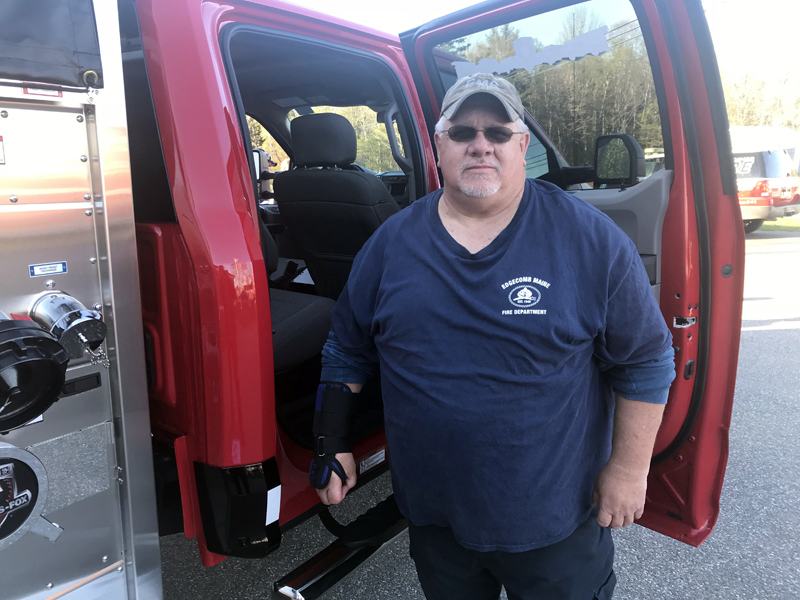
320, 330, 676, 404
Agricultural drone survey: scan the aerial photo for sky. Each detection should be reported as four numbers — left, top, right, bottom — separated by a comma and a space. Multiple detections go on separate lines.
284, 0, 800, 88
703, 0, 800, 87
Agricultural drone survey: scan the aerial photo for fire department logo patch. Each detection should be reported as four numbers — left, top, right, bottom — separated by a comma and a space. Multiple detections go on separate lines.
508, 284, 541, 308
0, 461, 37, 541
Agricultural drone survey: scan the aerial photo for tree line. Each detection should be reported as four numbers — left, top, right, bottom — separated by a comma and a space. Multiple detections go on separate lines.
723, 75, 800, 131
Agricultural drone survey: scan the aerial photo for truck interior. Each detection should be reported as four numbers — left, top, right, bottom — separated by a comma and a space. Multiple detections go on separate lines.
223, 27, 437, 451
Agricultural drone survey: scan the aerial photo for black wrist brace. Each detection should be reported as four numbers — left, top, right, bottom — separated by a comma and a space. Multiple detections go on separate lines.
309, 382, 357, 489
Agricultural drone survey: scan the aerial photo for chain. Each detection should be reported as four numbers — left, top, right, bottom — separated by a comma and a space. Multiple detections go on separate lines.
78, 333, 109, 369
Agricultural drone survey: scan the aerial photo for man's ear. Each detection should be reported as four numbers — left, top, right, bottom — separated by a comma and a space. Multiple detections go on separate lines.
519, 131, 530, 162
433, 132, 443, 165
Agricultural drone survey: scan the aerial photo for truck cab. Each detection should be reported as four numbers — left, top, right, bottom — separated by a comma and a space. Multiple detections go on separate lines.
123, 0, 744, 563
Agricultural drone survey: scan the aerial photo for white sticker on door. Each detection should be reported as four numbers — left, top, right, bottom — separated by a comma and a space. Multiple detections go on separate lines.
359, 448, 386, 475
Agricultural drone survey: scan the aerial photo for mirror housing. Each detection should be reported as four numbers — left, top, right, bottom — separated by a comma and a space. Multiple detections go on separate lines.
594, 134, 645, 188
253, 149, 277, 180
253, 149, 278, 200
252, 149, 262, 181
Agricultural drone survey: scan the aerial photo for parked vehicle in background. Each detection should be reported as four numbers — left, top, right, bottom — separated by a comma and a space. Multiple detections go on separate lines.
645, 147, 666, 177
730, 126, 800, 232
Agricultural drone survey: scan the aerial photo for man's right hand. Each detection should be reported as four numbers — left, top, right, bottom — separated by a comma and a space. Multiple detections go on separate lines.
317, 452, 357, 505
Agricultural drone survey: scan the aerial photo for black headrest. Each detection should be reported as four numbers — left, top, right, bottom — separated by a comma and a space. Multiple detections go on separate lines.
292, 113, 357, 167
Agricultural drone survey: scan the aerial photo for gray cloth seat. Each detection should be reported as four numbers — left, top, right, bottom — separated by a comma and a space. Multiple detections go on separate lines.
274, 113, 400, 300
258, 208, 334, 372
269, 288, 334, 373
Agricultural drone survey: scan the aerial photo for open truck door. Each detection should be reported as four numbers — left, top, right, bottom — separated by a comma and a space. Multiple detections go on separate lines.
124, 0, 429, 594
400, 0, 745, 546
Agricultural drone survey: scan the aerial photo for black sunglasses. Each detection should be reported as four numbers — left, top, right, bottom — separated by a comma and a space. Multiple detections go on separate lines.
442, 125, 525, 144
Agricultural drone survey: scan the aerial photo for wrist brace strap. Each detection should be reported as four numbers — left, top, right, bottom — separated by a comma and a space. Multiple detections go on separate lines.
309, 454, 347, 490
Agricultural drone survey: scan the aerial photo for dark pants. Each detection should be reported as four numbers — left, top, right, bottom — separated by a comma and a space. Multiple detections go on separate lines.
408, 514, 615, 600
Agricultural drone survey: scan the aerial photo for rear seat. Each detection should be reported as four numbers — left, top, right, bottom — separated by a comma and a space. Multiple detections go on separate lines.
259, 211, 335, 372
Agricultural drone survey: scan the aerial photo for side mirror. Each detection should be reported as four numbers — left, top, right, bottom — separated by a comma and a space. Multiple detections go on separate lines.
594, 134, 645, 188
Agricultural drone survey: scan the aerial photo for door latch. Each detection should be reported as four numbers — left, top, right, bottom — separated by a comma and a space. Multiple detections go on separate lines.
673, 317, 697, 328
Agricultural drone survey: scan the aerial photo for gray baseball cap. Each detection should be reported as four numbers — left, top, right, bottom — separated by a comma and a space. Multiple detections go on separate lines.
441, 73, 525, 123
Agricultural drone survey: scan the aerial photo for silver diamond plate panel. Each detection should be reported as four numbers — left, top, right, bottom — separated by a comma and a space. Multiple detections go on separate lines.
27, 423, 112, 515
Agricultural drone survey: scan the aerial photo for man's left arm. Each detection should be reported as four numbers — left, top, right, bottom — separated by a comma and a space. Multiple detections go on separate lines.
593, 346, 675, 529
593, 394, 666, 529
592, 238, 677, 529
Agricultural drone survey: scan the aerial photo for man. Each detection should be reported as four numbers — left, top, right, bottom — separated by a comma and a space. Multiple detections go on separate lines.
309, 73, 675, 600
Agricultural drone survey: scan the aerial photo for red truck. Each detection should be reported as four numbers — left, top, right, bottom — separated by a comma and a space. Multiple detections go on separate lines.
0, 0, 746, 598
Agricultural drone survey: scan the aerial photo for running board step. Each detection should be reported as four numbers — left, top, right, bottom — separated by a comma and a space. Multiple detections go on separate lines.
319, 494, 405, 547
273, 495, 407, 600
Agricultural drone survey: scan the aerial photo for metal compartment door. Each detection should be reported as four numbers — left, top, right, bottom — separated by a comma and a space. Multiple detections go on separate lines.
0, 1, 161, 598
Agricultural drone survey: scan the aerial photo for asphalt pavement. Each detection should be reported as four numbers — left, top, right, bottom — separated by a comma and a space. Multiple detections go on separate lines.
160, 230, 800, 600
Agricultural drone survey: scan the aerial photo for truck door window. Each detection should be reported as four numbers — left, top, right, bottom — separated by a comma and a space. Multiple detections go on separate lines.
435, 0, 665, 176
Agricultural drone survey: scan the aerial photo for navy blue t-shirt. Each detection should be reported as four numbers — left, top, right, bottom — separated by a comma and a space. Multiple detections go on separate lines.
330, 179, 673, 552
